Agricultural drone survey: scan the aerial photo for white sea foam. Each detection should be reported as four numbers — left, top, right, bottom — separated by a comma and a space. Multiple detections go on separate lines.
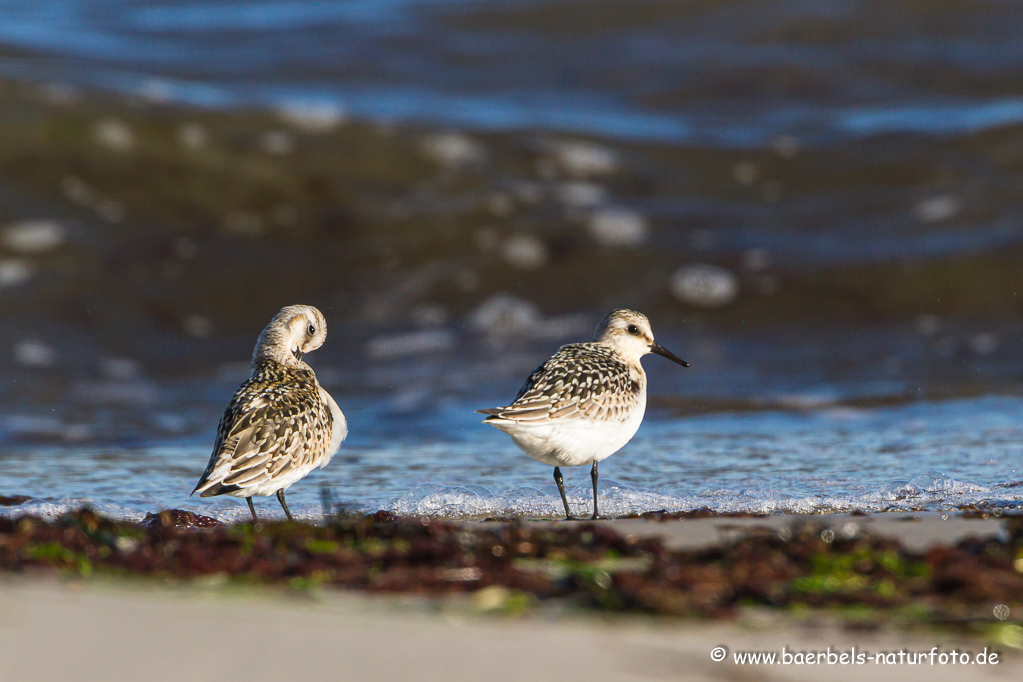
0, 259, 33, 287
93, 119, 135, 152
178, 123, 209, 150
260, 130, 294, 155
500, 233, 548, 269
0, 498, 148, 522
669, 264, 740, 308
365, 329, 456, 359
1, 219, 65, 254
383, 471, 1012, 520
421, 132, 486, 168
587, 207, 648, 247
556, 182, 606, 208
13, 340, 57, 368
550, 140, 619, 177
469, 294, 540, 336
2, 470, 1020, 524
275, 99, 348, 133
3, 398, 1023, 523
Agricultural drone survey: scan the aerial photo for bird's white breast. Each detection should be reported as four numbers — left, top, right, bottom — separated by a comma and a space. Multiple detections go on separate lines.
493, 387, 647, 467
319, 385, 347, 468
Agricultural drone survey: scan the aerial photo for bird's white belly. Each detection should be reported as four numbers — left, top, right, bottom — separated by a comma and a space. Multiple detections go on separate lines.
494, 394, 647, 467
319, 385, 348, 469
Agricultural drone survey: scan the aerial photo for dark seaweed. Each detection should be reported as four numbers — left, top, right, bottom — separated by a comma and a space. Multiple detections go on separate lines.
1, 508, 1023, 626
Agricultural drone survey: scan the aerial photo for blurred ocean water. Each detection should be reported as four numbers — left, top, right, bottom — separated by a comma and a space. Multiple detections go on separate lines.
2, 0, 1023, 143
2, 1, 1023, 517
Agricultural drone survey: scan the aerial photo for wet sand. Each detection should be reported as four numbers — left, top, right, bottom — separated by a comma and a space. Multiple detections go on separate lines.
1, 512, 1021, 681
0, 577, 1018, 682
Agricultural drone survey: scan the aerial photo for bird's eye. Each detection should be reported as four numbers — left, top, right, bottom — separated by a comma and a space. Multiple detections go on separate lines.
627, 324, 639, 335
307, 325, 316, 336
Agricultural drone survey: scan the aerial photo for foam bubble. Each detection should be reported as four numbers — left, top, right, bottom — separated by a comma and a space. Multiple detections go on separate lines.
969, 333, 1000, 356
222, 211, 263, 237
62, 176, 93, 205
39, 82, 80, 105
260, 130, 294, 155
587, 207, 648, 247
909, 471, 954, 494
556, 181, 607, 208
469, 294, 540, 337
97, 199, 125, 224
379, 469, 1012, 518
0, 499, 147, 522
873, 480, 925, 502
275, 99, 348, 133
98, 357, 142, 381
550, 140, 619, 177
393, 484, 494, 518
669, 264, 740, 308
178, 123, 209, 150
579, 480, 679, 517
732, 160, 759, 186
365, 329, 456, 359
0, 259, 33, 287
501, 234, 548, 269
393, 481, 706, 519
94, 119, 135, 152
916, 194, 960, 223
1, 219, 65, 254
421, 132, 486, 168
13, 340, 57, 368
184, 315, 213, 338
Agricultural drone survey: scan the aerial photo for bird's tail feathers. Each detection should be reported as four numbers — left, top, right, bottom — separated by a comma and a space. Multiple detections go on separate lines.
475, 408, 504, 416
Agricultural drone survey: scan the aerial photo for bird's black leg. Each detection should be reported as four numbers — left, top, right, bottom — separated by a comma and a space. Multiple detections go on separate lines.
554, 467, 572, 520
276, 489, 295, 522
590, 461, 599, 520
246, 497, 258, 524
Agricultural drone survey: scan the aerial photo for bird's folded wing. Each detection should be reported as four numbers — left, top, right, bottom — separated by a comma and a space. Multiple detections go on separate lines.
194, 383, 324, 495
477, 346, 638, 423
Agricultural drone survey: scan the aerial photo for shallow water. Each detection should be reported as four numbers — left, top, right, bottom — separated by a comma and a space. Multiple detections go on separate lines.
2, 2, 1023, 522
2, 395, 1022, 521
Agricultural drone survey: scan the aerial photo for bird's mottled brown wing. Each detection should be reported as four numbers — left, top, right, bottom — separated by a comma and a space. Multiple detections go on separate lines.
193, 362, 332, 497
477, 343, 641, 423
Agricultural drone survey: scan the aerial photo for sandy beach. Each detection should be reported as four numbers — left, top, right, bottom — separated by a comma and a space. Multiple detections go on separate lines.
1, 512, 1021, 681
0, 578, 1017, 682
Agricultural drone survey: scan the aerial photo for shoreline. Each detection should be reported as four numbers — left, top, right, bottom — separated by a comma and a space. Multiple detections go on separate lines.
1, 507, 1022, 619
2, 508, 1023, 679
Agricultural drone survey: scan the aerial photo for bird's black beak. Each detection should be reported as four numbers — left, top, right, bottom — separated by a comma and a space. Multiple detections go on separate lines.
292, 349, 304, 362
649, 342, 688, 367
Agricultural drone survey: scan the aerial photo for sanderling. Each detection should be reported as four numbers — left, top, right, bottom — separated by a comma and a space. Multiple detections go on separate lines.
192, 305, 347, 522
477, 309, 687, 520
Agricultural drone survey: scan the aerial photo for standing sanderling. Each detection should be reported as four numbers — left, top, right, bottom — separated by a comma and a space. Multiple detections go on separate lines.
192, 305, 347, 522
477, 309, 687, 520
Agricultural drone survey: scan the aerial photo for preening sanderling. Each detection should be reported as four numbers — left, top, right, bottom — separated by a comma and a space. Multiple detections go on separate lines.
477, 309, 687, 520
192, 305, 347, 522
